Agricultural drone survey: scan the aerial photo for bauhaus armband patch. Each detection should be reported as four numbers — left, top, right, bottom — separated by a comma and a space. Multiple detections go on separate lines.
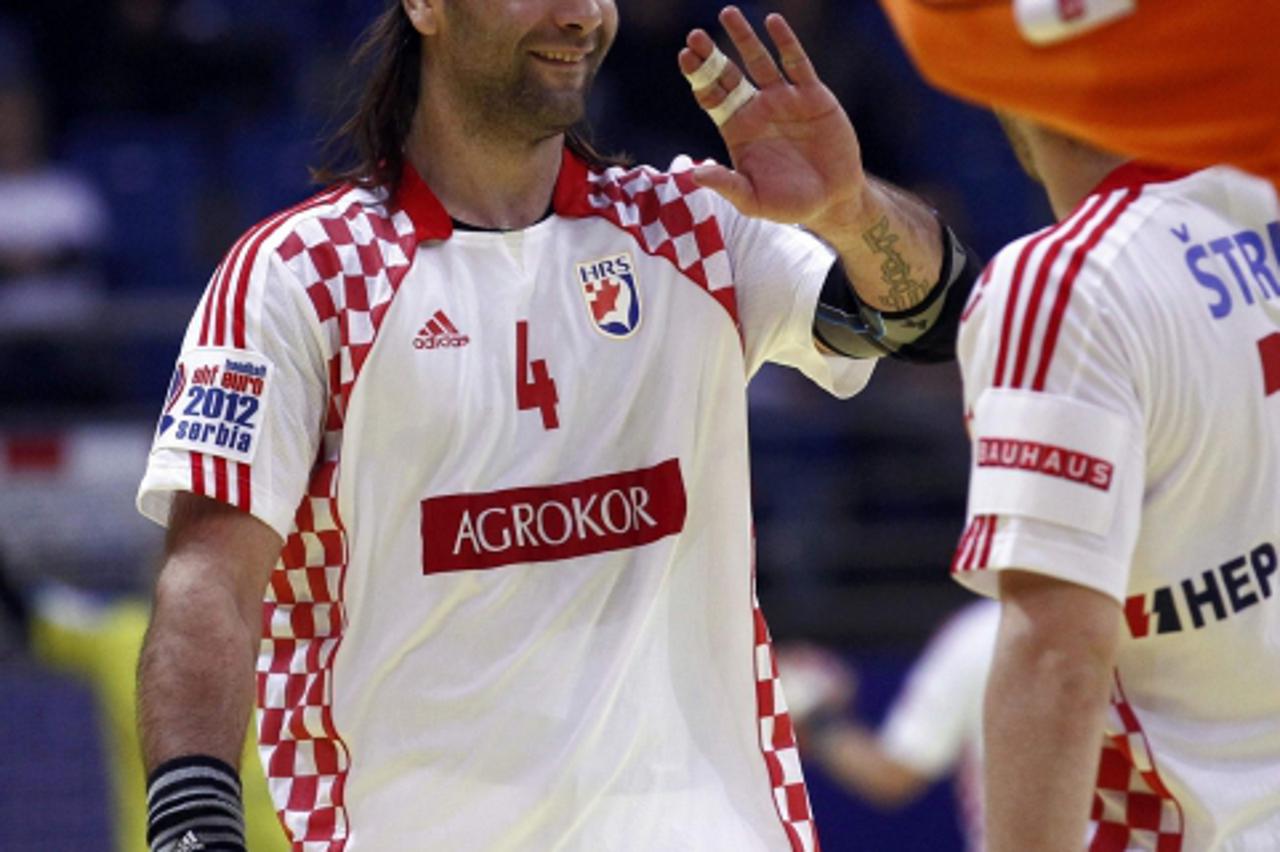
968, 388, 1131, 536
154, 348, 273, 465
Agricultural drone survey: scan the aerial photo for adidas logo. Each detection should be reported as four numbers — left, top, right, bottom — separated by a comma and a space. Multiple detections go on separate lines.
174, 831, 205, 851
414, 310, 471, 350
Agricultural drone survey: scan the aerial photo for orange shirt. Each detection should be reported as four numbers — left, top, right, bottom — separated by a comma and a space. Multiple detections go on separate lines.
879, 0, 1280, 188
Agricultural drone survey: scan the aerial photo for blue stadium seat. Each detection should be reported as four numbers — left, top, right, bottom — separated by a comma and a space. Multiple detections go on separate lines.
227, 114, 327, 224
62, 117, 206, 292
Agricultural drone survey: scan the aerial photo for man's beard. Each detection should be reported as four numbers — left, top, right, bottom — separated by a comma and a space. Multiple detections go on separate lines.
455, 58, 599, 144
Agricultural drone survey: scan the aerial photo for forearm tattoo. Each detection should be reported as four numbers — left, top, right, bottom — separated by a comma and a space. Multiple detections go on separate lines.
861, 216, 932, 311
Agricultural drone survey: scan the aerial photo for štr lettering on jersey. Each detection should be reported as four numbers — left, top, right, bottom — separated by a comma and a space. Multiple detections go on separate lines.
1182, 217, 1280, 394
1182, 220, 1280, 321
421, 459, 686, 573
153, 348, 272, 464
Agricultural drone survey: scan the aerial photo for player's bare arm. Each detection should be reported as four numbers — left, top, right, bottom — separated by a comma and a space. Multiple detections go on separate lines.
679, 6, 942, 313
984, 570, 1121, 852
137, 493, 280, 850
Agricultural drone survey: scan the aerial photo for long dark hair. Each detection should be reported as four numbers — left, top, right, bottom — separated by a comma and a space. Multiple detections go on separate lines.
312, 2, 629, 200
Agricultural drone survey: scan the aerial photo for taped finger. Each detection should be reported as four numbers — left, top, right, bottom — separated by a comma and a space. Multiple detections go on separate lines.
707, 77, 757, 126
684, 46, 730, 92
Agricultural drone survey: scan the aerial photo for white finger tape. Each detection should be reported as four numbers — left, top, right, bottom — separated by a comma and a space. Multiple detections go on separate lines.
684, 46, 729, 92
708, 78, 757, 126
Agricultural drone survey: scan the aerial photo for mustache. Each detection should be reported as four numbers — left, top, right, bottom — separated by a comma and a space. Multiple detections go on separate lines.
524, 36, 602, 56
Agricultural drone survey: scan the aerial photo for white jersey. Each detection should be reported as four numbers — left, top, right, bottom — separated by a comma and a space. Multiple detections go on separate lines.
137, 150, 873, 851
953, 164, 1280, 850
879, 599, 998, 851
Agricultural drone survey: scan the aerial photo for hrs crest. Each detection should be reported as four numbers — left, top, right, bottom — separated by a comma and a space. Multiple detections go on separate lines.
576, 251, 641, 338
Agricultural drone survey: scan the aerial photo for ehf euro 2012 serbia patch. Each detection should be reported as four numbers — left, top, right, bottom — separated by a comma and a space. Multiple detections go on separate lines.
577, 251, 641, 338
154, 348, 272, 465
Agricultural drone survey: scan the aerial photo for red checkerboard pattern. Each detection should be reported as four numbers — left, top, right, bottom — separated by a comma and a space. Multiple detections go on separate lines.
258, 460, 350, 851
278, 196, 419, 436
753, 601, 819, 852
256, 190, 421, 849
1088, 674, 1184, 851
586, 159, 741, 332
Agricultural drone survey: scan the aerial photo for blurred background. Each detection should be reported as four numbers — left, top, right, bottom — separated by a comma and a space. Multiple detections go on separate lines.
0, 0, 1051, 849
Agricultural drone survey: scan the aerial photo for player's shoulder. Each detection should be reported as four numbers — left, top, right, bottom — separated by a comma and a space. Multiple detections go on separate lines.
1138, 164, 1276, 211
973, 165, 1216, 317
585, 155, 729, 221
198, 181, 427, 345
956, 169, 1183, 379
589, 155, 707, 188
219, 182, 415, 286
267, 183, 418, 274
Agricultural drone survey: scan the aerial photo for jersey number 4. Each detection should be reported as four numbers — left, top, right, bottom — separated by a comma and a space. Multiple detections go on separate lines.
516, 320, 560, 429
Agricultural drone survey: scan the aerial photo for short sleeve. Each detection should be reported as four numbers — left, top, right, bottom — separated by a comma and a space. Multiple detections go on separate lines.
716, 196, 875, 399
952, 226, 1147, 604
137, 250, 328, 539
879, 600, 1000, 777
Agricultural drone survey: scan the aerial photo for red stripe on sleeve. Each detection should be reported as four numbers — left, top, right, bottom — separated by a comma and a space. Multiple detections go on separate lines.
977, 515, 996, 569
213, 457, 230, 503
231, 186, 348, 348
1009, 193, 1110, 389
198, 269, 221, 347
993, 228, 1058, 387
961, 263, 994, 323
190, 451, 207, 495
236, 462, 253, 512
952, 517, 979, 574
204, 227, 257, 346
1032, 189, 1141, 391
968, 517, 987, 572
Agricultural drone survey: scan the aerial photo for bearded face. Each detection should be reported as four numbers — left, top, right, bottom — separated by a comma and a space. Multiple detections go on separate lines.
429, 0, 617, 143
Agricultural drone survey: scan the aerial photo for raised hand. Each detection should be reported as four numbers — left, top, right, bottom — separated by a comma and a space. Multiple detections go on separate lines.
679, 6, 869, 234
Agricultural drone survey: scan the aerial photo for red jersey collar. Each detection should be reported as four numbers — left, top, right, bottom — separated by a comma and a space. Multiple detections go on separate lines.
396, 146, 597, 240
396, 160, 453, 241
1088, 161, 1195, 199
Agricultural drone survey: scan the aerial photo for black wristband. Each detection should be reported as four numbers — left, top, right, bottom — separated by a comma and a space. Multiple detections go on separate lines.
146, 755, 246, 852
813, 217, 983, 363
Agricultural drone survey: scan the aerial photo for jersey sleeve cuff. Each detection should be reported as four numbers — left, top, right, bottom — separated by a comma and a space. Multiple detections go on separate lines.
951, 523, 1130, 605
790, 254, 876, 399
137, 453, 299, 540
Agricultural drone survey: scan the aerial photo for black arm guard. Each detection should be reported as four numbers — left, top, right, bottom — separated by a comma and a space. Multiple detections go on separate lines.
812, 220, 983, 363
146, 755, 246, 852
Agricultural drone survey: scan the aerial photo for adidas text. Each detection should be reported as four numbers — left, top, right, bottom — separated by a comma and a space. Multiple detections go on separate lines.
414, 334, 470, 350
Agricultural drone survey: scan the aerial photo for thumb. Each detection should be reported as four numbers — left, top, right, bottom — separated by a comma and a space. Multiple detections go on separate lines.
691, 164, 757, 216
